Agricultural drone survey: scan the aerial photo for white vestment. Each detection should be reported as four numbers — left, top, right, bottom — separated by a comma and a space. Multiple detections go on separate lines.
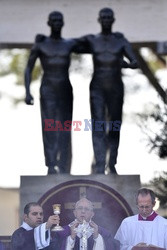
21, 221, 51, 249
114, 214, 167, 250
66, 222, 105, 250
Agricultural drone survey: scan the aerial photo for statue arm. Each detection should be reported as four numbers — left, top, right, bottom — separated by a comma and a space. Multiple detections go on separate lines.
73, 35, 92, 54
122, 38, 138, 69
24, 43, 39, 105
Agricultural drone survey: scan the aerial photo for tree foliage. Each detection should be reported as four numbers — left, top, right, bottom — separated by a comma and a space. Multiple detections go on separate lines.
0, 49, 41, 85
137, 102, 167, 159
150, 171, 167, 209
137, 102, 167, 211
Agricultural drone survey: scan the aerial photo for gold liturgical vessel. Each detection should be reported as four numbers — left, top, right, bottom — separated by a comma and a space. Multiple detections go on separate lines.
52, 204, 64, 231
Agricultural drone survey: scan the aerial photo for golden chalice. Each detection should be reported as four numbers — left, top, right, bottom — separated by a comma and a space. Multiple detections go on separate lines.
52, 204, 64, 231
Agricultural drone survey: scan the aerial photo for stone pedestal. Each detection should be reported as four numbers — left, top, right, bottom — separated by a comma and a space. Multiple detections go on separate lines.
21, 175, 140, 212
20, 175, 141, 235
20, 174, 140, 228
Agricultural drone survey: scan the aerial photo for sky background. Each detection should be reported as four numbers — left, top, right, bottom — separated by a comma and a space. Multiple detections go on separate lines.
0, 53, 166, 188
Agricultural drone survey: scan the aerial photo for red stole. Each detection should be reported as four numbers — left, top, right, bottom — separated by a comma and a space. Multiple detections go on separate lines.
138, 211, 158, 221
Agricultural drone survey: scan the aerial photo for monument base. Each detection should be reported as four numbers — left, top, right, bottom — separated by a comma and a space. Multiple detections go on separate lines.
20, 174, 141, 237
20, 174, 140, 216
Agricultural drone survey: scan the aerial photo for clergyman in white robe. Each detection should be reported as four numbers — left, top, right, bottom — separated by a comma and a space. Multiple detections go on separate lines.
114, 212, 167, 250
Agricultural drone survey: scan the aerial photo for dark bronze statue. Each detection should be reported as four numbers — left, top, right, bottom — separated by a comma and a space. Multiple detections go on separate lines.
25, 8, 137, 175
25, 11, 79, 174
77, 8, 138, 174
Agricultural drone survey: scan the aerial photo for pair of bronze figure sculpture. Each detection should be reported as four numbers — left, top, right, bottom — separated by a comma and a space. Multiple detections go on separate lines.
25, 8, 137, 174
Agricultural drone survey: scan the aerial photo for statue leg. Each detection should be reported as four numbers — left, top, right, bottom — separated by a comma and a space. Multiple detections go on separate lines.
90, 89, 107, 173
40, 79, 73, 174
58, 130, 72, 173
40, 98, 60, 174
54, 85, 73, 173
106, 88, 124, 174
107, 131, 120, 173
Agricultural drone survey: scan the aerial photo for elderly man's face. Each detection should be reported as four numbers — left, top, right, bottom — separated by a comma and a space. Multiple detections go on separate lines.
137, 194, 155, 218
74, 199, 94, 223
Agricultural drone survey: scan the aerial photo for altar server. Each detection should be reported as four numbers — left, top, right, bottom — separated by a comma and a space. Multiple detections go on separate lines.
11, 202, 60, 250
115, 188, 167, 250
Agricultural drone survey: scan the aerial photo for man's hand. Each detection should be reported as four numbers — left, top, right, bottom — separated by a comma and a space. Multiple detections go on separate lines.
121, 60, 130, 68
25, 93, 34, 105
70, 221, 79, 240
136, 243, 147, 246
133, 243, 160, 249
148, 244, 160, 248
89, 220, 99, 239
132, 243, 147, 249
46, 215, 60, 229
121, 60, 138, 69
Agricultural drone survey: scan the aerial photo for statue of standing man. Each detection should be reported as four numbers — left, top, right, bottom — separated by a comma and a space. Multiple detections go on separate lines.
25, 11, 79, 174
78, 8, 138, 174
24, 8, 137, 175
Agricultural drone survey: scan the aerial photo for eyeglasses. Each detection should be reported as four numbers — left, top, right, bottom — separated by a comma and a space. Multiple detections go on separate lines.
76, 206, 92, 212
137, 205, 152, 210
